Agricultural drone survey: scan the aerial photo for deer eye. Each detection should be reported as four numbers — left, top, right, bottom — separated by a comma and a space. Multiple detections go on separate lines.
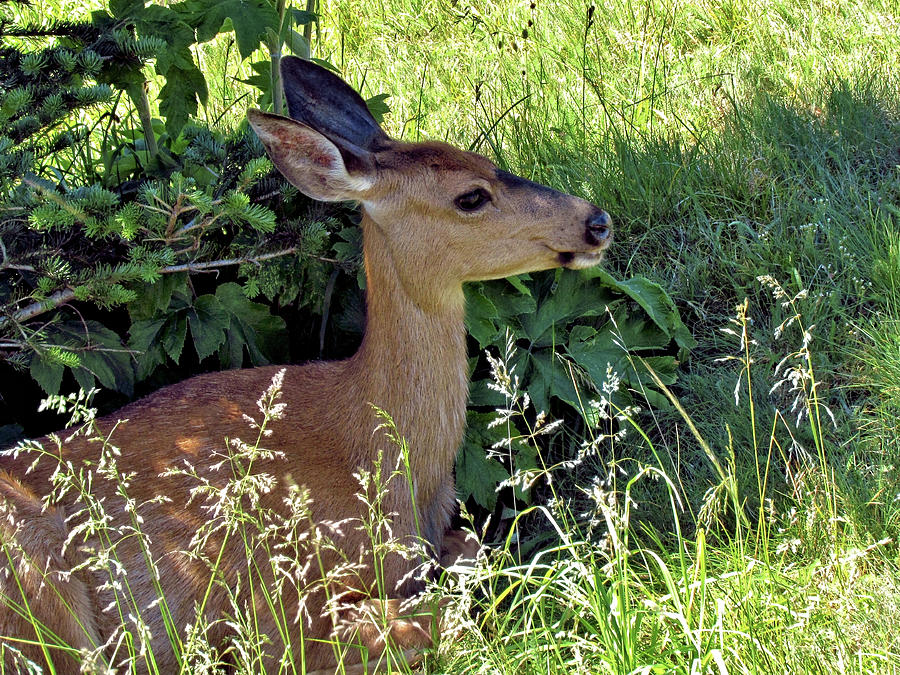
454, 188, 492, 212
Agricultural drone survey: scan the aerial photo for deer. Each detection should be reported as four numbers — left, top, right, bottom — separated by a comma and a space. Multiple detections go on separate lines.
0, 56, 612, 674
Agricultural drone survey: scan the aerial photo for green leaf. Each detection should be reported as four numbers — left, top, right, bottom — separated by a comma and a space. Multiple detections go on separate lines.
512, 440, 540, 504
109, 0, 146, 17
520, 269, 616, 345
137, 5, 196, 65
456, 412, 511, 510
464, 284, 499, 348
162, 315, 188, 362
365, 93, 391, 124
30, 321, 134, 396
284, 29, 310, 59
30, 356, 64, 395
565, 332, 628, 394
72, 367, 94, 394
290, 8, 317, 24
187, 294, 229, 361
575, 305, 670, 353
480, 278, 537, 321
72, 321, 135, 396
158, 63, 208, 137
127, 273, 187, 321
506, 273, 533, 297
214, 283, 288, 368
527, 349, 581, 414
193, 0, 279, 59
237, 59, 271, 93
128, 317, 166, 354
128, 317, 168, 380
635, 355, 679, 385
585, 268, 697, 349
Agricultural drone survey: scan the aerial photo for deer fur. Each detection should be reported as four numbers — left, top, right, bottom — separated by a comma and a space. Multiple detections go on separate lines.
0, 56, 612, 673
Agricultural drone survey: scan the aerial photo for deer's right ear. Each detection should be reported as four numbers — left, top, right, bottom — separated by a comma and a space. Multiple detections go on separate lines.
248, 109, 375, 202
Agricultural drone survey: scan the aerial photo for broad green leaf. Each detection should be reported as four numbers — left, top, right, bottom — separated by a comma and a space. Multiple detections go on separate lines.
158, 63, 208, 137
365, 94, 391, 124
527, 349, 582, 415
457, 412, 511, 510
30, 357, 64, 395
568, 325, 597, 343
214, 283, 288, 368
72, 367, 94, 394
109, 0, 145, 17
635, 355, 679, 385
71, 321, 135, 396
188, 294, 229, 362
520, 269, 616, 345
480, 279, 537, 321
128, 317, 167, 380
468, 376, 507, 407
28, 321, 134, 396
284, 29, 310, 59
128, 317, 166, 352
162, 315, 188, 362
192, 0, 279, 59
137, 6, 195, 69
127, 273, 187, 321
511, 440, 540, 504
290, 8, 317, 24
585, 268, 697, 349
28, 321, 133, 396
574, 305, 670, 353
564, 335, 626, 395
506, 274, 533, 297
464, 284, 499, 348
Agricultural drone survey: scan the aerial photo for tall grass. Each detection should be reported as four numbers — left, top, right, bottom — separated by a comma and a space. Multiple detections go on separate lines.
433, 287, 899, 672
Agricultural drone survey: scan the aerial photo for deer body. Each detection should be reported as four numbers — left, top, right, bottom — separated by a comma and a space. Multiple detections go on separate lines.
0, 57, 611, 673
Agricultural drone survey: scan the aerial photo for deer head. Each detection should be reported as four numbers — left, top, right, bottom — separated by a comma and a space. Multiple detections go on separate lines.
248, 57, 611, 310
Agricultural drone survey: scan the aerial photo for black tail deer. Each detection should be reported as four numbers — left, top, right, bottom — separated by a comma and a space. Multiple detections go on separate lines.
0, 56, 611, 673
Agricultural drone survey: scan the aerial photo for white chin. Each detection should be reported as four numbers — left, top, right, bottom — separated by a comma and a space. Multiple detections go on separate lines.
567, 252, 605, 269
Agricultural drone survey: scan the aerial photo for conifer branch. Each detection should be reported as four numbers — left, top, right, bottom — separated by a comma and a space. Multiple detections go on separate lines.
0, 247, 300, 331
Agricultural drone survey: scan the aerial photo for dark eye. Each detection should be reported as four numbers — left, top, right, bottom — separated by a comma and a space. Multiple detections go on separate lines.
454, 188, 491, 212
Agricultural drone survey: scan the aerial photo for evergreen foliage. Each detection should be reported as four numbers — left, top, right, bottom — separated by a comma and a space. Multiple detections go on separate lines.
0, 1, 348, 424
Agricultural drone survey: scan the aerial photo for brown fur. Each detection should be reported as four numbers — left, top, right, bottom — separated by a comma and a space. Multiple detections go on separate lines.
0, 59, 611, 673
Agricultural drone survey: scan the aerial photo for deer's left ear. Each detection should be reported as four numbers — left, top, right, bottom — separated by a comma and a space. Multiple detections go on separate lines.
280, 55, 390, 153
248, 109, 375, 202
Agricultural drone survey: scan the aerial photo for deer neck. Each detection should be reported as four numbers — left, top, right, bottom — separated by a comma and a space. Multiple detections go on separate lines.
351, 212, 469, 510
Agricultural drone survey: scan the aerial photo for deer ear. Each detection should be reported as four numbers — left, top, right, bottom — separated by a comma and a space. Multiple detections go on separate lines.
248, 109, 375, 202
280, 55, 390, 152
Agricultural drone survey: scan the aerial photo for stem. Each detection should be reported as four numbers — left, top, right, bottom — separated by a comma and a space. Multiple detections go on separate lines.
270, 0, 287, 115
134, 82, 159, 159
303, 0, 316, 46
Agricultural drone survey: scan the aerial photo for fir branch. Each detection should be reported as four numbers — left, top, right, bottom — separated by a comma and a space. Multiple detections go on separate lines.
159, 247, 298, 274
0, 247, 300, 330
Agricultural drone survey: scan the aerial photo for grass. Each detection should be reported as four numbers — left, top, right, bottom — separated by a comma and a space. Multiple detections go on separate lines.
4, 0, 900, 671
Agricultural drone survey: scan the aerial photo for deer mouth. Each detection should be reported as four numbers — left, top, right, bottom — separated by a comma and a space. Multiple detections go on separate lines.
555, 249, 606, 269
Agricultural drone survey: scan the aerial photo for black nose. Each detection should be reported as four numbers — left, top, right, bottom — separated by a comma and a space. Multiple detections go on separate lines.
585, 210, 612, 247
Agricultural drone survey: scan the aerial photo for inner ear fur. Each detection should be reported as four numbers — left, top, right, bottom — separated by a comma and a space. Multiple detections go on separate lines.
248, 109, 376, 202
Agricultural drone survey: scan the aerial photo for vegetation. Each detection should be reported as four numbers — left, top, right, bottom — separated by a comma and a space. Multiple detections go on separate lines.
2, 0, 900, 671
